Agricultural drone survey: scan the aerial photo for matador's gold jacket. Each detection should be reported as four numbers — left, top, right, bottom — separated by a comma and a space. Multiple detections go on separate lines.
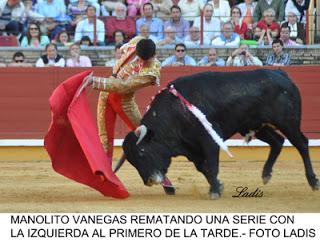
92, 36, 161, 152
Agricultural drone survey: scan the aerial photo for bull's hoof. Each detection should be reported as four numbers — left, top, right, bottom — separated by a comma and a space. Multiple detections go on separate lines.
262, 175, 272, 185
311, 180, 320, 191
163, 185, 175, 195
210, 193, 220, 200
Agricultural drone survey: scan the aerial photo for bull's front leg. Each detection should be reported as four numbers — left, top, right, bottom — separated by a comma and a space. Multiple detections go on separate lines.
195, 144, 223, 200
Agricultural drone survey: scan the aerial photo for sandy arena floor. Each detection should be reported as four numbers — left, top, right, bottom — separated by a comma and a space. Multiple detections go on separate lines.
0, 159, 319, 213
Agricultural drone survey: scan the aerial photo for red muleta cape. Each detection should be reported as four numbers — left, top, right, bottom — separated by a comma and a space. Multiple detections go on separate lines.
44, 71, 129, 199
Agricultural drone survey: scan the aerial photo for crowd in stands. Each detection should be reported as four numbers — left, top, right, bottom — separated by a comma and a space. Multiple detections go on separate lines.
0, 0, 313, 67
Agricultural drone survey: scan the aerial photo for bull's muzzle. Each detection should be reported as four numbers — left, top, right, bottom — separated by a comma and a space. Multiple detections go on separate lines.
146, 171, 164, 186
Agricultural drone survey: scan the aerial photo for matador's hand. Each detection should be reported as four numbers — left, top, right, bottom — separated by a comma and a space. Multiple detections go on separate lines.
76, 72, 93, 97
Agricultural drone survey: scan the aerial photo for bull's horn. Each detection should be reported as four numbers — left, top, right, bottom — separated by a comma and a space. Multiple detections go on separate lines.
135, 125, 147, 145
113, 153, 126, 173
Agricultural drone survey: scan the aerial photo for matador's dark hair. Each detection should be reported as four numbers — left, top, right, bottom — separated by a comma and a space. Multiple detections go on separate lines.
136, 39, 156, 60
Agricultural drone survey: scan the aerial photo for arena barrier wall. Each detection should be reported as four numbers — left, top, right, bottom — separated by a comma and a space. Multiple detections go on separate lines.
0, 66, 319, 161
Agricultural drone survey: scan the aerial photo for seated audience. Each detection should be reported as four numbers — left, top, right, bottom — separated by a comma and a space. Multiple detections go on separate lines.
230, 6, 249, 39
285, 0, 309, 23
282, 8, 305, 44
178, 0, 204, 23
74, 5, 105, 45
279, 23, 299, 46
79, 35, 92, 47
53, 29, 72, 47
162, 43, 197, 66
254, 26, 273, 46
253, 0, 284, 22
111, 30, 126, 46
198, 48, 225, 66
66, 43, 92, 67
164, 5, 190, 41
20, 23, 50, 48
22, 0, 45, 34
193, 3, 221, 43
237, 0, 257, 29
66, 0, 88, 36
184, 26, 210, 46
212, 21, 240, 47
36, 0, 68, 39
207, 0, 231, 22
265, 39, 291, 66
150, 0, 172, 20
226, 43, 263, 66
136, 3, 164, 41
101, 0, 125, 16
256, 8, 280, 39
105, 44, 122, 67
138, 24, 158, 42
7, 51, 33, 67
35, 43, 65, 67
126, 0, 148, 17
105, 3, 135, 43
156, 26, 182, 47
0, 0, 24, 36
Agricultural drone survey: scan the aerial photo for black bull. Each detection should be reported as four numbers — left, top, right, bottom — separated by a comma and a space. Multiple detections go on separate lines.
120, 69, 320, 199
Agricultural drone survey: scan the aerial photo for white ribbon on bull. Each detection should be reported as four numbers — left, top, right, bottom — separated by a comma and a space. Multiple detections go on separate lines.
169, 85, 233, 158
113, 125, 147, 173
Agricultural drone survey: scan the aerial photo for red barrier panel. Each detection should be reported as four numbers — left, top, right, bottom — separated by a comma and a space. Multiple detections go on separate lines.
0, 66, 319, 139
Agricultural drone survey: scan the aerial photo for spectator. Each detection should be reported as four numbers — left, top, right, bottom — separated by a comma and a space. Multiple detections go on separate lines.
178, 0, 204, 23
54, 29, 72, 47
198, 48, 225, 66
212, 21, 240, 46
230, 6, 248, 39
184, 26, 208, 46
0, 0, 24, 36
161, 43, 196, 67
74, 5, 105, 45
111, 30, 126, 46
138, 23, 158, 42
105, 3, 135, 43
253, 0, 284, 22
265, 39, 290, 66
136, 3, 164, 41
279, 23, 299, 46
164, 5, 190, 41
254, 26, 273, 46
66, 0, 88, 37
207, 0, 231, 22
101, 0, 125, 16
66, 43, 92, 67
156, 26, 182, 47
20, 23, 50, 47
21, 0, 45, 34
150, 0, 172, 20
79, 35, 92, 46
0, 62, 6, 67
285, 0, 309, 23
193, 3, 221, 43
36, 0, 68, 39
105, 44, 122, 66
282, 9, 305, 44
35, 43, 65, 67
256, 8, 280, 39
237, 0, 257, 29
126, 0, 148, 17
226, 43, 263, 66
68, 0, 100, 16
7, 51, 33, 67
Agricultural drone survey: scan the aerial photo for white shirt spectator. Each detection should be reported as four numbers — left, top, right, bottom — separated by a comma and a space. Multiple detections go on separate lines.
193, 16, 221, 42
178, 0, 204, 21
74, 18, 105, 43
35, 55, 65, 67
208, 0, 231, 22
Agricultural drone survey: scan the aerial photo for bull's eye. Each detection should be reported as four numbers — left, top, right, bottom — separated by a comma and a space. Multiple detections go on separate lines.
138, 147, 145, 157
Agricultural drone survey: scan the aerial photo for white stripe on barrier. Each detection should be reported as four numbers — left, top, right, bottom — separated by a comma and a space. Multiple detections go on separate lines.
1, 139, 320, 147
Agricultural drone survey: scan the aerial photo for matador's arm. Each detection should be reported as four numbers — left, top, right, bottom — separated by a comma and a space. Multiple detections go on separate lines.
92, 75, 157, 94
